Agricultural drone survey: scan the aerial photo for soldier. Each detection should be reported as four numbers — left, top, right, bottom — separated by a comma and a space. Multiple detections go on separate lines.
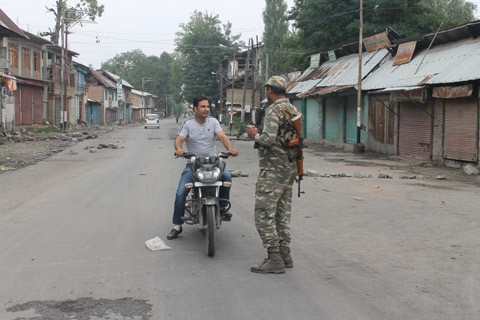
245, 76, 300, 274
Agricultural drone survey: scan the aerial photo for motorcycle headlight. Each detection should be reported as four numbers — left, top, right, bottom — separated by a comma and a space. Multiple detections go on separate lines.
196, 167, 221, 183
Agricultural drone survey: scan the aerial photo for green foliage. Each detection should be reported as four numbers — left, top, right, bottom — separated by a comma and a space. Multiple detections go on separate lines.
175, 11, 242, 105
289, 0, 477, 55
232, 118, 246, 136
36, 127, 59, 134
277, 31, 310, 73
102, 50, 176, 111
170, 101, 187, 117
263, 0, 290, 76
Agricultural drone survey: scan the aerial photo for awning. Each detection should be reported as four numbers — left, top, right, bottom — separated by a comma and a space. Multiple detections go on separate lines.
433, 84, 473, 99
373, 86, 426, 103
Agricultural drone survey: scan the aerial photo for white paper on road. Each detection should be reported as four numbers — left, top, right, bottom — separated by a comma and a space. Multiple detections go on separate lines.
145, 236, 171, 251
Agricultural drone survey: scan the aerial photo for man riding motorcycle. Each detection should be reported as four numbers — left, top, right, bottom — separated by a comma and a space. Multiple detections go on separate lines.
167, 96, 239, 240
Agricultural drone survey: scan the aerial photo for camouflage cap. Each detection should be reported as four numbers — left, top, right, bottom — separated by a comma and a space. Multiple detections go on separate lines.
265, 76, 287, 90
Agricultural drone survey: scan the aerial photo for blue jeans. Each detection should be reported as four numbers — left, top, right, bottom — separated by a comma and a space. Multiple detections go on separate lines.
172, 164, 232, 225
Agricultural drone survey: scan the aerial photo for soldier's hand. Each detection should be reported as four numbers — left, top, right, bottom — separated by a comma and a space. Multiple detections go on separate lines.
245, 125, 258, 140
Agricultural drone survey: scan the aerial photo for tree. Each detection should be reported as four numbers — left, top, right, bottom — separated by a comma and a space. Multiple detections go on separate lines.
262, 0, 290, 77
175, 11, 241, 106
41, 0, 104, 44
423, 0, 477, 22
102, 49, 149, 84
289, 0, 477, 56
102, 50, 176, 113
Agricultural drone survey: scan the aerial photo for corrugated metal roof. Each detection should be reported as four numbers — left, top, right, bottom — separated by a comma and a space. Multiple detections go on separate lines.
101, 70, 134, 88
314, 49, 389, 87
374, 86, 424, 93
362, 37, 480, 90
288, 49, 389, 97
298, 85, 352, 98
91, 70, 117, 88
0, 9, 28, 38
288, 79, 321, 94
131, 88, 151, 96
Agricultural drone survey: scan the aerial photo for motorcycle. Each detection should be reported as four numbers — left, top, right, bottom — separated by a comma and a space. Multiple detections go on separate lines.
179, 151, 232, 257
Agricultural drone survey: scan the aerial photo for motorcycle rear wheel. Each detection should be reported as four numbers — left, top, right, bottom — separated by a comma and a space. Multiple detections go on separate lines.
205, 205, 216, 257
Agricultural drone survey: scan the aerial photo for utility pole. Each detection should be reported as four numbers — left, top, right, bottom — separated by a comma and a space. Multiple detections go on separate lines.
60, 7, 66, 131
218, 64, 223, 123
229, 52, 235, 133
356, 0, 364, 144
241, 39, 251, 123
251, 38, 259, 115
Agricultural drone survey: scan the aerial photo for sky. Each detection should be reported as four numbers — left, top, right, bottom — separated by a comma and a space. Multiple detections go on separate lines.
3, 0, 480, 70
1, 0, 295, 69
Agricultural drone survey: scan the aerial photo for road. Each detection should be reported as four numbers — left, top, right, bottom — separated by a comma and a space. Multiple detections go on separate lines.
0, 118, 479, 320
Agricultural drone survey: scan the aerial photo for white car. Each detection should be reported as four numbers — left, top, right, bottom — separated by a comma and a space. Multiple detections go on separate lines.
144, 114, 160, 129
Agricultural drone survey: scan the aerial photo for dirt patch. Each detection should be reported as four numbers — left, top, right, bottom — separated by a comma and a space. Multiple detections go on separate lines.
0, 126, 116, 173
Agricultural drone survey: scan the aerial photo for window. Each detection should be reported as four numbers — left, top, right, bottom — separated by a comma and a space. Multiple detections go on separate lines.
33, 51, 40, 72
22, 47, 31, 70
69, 73, 75, 88
8, 44, 18, 68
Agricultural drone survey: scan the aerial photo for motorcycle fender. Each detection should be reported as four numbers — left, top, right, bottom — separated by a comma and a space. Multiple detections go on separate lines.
202, 197, 217, 206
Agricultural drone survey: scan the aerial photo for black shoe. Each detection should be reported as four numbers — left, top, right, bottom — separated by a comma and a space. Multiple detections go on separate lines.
221, 208, 232, 221
167, 227, 182, 240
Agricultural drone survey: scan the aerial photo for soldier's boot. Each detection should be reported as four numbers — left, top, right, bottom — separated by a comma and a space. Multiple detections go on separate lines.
250, 247, 285, 274
280, 246, 293, 268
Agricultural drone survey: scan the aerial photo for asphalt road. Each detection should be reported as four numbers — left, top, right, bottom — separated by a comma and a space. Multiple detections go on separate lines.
1, 118, 479, 320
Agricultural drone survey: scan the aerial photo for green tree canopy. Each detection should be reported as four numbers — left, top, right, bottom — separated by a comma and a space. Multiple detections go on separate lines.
289, 0, 477, 55
175, 10, 241, 108
102, 50, 175, 112
262, 0, 290, 77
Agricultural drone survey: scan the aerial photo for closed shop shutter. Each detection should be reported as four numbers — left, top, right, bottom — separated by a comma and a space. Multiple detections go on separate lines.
15, 85, 34, 125
306, 97, 320, 139
86, 104, 101, 126
33, 87, 43, 124
444, 98, 478, 162
398, 101, 432, 160
324, 98, 339, 141
345, 96, 357, 143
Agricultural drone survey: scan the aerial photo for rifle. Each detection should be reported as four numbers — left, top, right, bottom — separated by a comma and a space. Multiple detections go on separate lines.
288, 114, 305, 197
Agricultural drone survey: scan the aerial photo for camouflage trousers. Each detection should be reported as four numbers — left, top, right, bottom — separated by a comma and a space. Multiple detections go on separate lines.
254, 168, 297, 249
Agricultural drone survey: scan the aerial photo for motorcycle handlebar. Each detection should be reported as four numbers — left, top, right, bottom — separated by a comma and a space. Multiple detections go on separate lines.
174, 151, 231, 159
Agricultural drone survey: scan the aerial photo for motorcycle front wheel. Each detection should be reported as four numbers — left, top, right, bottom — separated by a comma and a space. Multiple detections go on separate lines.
205, 205, 216, 257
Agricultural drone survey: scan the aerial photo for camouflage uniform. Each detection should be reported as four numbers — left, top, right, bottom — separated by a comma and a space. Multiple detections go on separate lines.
253, 93, 299, 250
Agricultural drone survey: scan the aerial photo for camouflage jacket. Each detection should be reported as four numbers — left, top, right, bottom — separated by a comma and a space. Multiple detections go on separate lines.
254, 97, 299, 171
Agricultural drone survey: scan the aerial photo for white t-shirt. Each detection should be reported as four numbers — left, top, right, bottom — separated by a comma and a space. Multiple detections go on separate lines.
178, 116, 223, 157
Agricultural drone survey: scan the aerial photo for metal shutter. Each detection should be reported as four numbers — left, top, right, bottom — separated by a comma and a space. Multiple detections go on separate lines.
306, 98, 320, 139
345, 96, 357, 143
398, 101, 433, 160
324, 98, 339, 141
444, 98, 478, 162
